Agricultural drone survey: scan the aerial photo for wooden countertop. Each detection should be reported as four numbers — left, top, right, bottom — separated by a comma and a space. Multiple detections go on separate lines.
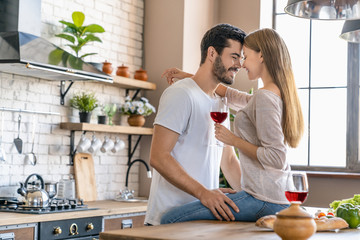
0, 200, 147, 226
99, 220, 360, 240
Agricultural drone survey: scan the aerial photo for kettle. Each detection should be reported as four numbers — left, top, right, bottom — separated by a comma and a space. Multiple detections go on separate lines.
17, 173, 49, 207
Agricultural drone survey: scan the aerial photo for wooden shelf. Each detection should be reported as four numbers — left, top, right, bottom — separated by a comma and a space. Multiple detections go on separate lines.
60, 122, 153, 135
108, 75, 156, 90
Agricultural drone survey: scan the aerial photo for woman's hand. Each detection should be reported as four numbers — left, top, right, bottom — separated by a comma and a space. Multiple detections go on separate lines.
215, 123, 236, 146
161, 68, 193, 85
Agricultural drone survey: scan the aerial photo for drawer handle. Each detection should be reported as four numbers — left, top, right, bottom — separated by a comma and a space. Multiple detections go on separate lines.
69, 223, 79, 235
0, 232, 14, 240
121, 219, 133, 229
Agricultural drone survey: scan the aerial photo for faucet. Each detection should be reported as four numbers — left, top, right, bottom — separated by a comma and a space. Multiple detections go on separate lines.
119, 159, 152, 200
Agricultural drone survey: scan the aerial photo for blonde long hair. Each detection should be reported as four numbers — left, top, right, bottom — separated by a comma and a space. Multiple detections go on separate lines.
244, 28, 304, 148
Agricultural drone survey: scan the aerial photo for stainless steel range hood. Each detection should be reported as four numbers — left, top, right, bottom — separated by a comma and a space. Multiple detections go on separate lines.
0, 0, 112, 84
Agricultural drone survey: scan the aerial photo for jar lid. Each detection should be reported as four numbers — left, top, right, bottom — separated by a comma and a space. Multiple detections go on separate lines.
276, 204, 312, 218
136, 68, 146, 72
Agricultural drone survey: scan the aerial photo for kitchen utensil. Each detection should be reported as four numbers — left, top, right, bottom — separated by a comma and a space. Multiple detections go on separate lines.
0, 111, 6, 162
274, 204, 316, 240
24, 115, 37, 165
77, 134, 91, 153
17, 173, 50, 207
116, 64, 130, 77
57, 177, 76, 199
44, 181, 57, 199
111, 137, 125, 153
88, 133, 102, 153
100, 136, 114, 153
134, 67, 148, 81
74, 153, 97, 201
102, 61, 113, 74
13, 114, 23, 154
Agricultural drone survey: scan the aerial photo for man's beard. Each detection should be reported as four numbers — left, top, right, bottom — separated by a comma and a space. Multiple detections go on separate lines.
212, 56, 237, 85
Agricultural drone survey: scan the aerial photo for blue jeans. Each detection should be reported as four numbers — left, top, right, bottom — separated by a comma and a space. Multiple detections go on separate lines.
160, 191, 289, 224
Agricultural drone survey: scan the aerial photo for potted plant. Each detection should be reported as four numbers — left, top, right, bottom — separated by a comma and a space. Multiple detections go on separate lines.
120, 96, 156, 127
49, 11, 105, 69
97, 105, 107, 124
70, 92, 98, 123
103, 103, 117, 125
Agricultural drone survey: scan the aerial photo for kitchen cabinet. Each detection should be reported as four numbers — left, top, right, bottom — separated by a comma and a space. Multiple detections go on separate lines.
0, 201, 147, 239
0, 223, 37, 240
60, 75, 156, 165
103, 212, 146, 231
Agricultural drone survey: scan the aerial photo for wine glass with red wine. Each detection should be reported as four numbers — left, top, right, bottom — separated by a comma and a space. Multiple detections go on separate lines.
210, 96, 228, 147
285, 171, 309, 205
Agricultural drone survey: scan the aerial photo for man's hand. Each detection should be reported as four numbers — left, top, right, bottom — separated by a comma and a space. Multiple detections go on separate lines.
198, 188, 239, 221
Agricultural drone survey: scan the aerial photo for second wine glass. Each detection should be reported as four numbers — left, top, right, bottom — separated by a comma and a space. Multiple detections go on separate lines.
210, 96, 228, 147
285, 171, 309, 205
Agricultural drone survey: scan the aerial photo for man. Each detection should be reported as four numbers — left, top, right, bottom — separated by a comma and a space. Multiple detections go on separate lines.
145, 24, 246, 226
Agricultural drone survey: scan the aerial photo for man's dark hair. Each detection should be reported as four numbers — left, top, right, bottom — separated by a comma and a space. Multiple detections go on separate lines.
200, 23, 246, 65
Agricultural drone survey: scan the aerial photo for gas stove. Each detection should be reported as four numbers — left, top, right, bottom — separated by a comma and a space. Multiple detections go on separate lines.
0, 197, 98, 214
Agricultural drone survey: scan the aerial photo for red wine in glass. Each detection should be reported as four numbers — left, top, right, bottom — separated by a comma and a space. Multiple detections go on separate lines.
210, 96, 228, 147
210, 112, 228, 123
285, 191, 308, 204
285, 171, 309, 204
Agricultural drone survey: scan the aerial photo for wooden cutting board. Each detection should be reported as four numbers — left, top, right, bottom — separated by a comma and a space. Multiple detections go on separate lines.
73, 153, 97, 201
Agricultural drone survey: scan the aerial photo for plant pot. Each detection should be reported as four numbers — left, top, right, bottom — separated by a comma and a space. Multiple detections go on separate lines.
79, 112, 92, 123
127, 114, 145, 127
97, 115, 107, 124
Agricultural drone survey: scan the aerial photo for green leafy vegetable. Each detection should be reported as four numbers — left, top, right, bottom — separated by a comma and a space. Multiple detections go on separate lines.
330, 194, 360, 210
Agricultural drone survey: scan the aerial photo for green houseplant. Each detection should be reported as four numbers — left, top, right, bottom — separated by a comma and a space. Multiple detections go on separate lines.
49, 11, 105, 69
103, 104, 117, 125
70, 92, 98, 123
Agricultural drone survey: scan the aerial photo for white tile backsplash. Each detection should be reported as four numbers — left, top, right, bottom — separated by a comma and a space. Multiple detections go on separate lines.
0, 0, 145, 200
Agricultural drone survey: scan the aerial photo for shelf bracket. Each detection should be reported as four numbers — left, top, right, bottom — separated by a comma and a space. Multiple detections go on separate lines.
127, 134, 143, 165
69, 130, 87, 165
69, 130, 76, 165
125, 89, 141, 101
60, 80, 74, 105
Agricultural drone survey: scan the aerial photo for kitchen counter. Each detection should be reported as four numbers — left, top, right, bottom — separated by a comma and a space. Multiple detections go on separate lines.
99, 220, 360, 240
0, 200, 147, 226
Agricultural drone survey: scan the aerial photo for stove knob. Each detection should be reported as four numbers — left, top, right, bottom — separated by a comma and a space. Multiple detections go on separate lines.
53, 226, 62, 235
86, 223, 94, 231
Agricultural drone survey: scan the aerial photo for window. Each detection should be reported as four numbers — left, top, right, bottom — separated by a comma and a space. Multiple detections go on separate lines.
272, 0, 360, 171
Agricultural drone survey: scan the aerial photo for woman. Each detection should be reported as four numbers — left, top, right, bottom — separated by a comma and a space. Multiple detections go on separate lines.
160, 28, 304, 224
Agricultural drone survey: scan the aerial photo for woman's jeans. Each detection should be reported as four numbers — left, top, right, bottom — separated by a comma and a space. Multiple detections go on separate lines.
161, 191, 289, 224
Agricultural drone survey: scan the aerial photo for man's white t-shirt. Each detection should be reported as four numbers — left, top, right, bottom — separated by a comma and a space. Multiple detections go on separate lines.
145, 78, 224, 225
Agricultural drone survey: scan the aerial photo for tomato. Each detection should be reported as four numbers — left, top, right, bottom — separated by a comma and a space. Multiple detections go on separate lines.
327, 212, 335, 216
318, 212, 326, 218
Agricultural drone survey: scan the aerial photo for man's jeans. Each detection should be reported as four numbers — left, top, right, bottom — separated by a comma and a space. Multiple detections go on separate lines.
161, 191, 289, 224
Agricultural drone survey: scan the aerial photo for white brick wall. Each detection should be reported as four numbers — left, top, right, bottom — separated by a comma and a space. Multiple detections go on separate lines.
0, 0, 145, 200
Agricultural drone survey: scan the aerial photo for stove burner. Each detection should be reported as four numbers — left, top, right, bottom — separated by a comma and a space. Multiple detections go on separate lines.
7, 204, 17, 210
0, 198, 98, 214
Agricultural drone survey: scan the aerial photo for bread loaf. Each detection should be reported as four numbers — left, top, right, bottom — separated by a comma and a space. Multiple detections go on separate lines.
255, 215, 276, 229
315, 216, 349, 231
255, 215, 349, 231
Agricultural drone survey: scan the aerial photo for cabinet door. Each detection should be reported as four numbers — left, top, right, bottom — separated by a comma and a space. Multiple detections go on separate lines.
104, 214, 145, 231
0, 226, 35, 240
